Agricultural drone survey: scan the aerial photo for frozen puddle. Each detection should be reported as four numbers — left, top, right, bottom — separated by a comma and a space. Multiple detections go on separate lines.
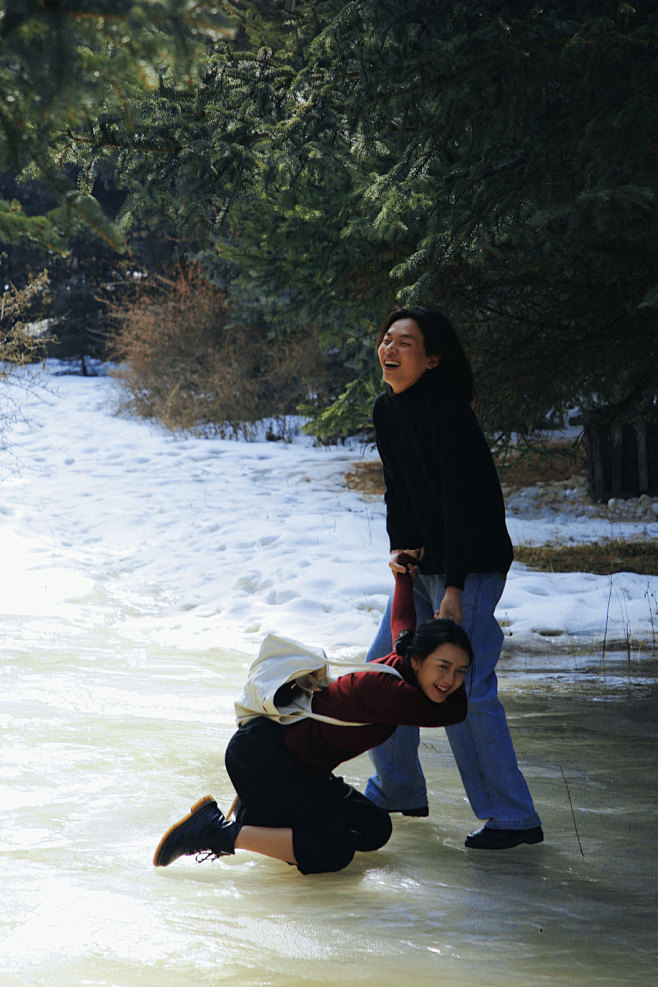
1, 627, 656, 987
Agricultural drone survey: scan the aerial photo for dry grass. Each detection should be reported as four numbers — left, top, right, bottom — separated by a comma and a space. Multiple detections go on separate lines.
343, 446, 658, 576
494, 441, 588, 489
345, 442, 589, 497
344, 460, 386, 497
515, 540, 658, 575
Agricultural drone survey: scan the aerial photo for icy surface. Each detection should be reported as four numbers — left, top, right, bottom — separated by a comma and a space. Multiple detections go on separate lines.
1, 364, 656, 985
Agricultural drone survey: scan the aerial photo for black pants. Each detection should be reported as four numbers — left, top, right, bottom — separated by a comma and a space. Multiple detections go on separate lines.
225, 718, 392, 874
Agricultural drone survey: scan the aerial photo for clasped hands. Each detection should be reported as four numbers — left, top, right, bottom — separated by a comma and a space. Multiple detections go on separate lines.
389, 548, 464, 623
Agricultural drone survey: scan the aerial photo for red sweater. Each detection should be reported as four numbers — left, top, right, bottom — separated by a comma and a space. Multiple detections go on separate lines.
283, 571, 467, 777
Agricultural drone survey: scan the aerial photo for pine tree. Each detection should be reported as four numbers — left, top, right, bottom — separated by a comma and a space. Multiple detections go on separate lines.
4, 1, 656, 445
0, 0, 232, 250
113, 0, 658, 438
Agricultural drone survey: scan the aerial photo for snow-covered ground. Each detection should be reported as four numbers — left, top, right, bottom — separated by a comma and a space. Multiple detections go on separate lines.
2, 363, 657, 662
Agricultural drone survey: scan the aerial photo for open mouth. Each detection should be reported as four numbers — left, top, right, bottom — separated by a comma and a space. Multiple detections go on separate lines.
384, 360, 400, 368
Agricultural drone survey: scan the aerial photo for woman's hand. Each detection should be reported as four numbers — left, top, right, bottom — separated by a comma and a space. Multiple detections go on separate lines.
389, 548, 424, 578
436, 586, 464, 623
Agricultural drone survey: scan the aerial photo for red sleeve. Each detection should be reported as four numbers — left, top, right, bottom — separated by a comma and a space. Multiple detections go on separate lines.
390, 570, 416, 643
312, 660, 467, 729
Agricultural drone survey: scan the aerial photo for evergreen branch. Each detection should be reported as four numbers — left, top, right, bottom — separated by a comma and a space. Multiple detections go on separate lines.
66, 133, 179, 154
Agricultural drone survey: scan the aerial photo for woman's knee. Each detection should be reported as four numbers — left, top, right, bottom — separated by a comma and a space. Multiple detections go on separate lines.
340, 786, 393, 851
466, 668, 502, 705
292, 810, 392, 874
294, 833, 356, 875
354, 808, 393, 852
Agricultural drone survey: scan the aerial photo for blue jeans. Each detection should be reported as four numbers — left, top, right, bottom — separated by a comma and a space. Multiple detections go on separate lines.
364, 572, 541, 830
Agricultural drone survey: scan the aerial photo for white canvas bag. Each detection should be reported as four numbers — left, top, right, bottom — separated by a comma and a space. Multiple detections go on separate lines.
234, 632, 402, 727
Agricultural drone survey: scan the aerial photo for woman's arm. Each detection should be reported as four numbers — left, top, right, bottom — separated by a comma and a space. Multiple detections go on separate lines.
389, 554, 421, 642
374, 399, 423, 554
437, 400, 493, 590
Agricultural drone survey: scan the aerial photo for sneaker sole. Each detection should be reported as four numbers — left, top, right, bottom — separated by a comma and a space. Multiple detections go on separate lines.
153, 795, 215, 867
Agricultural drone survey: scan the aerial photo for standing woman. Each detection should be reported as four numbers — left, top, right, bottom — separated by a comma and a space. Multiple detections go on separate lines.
364, 306, 543, 849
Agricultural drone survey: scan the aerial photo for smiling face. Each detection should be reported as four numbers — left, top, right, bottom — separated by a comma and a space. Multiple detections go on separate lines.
378, 318, 439, 394
411, 643, 470, 703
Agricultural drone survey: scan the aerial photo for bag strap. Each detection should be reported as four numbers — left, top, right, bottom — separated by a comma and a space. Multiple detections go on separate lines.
297, 662, 404, 727
331, 662, 402, 678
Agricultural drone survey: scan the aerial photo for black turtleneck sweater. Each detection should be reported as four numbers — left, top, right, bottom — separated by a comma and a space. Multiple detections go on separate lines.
373, 372, 513, 589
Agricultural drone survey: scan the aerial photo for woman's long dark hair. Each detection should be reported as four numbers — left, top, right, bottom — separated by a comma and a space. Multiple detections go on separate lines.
378, 306, 474, 404
395, 618, 474, 666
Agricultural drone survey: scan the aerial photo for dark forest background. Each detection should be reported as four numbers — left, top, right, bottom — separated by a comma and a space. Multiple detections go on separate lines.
1, 1, 656, 496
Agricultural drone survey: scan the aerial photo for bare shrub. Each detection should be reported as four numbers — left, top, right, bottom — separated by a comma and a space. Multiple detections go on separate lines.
1, 270, 50, 371
108, 264, 325, 438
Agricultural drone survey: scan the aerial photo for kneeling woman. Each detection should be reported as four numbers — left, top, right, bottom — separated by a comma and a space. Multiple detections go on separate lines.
153, 557, 473, 875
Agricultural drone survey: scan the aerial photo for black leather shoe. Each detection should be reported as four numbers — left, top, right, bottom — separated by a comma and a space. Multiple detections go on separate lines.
465, 824, 544, 849
401, 805, 429, 817
386, 805, 429, 817
153, 796, 240, 866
